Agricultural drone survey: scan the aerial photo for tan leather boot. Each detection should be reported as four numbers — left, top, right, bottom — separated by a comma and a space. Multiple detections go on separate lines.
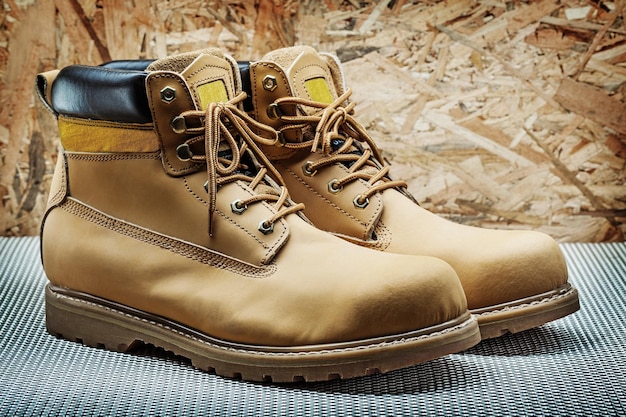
35, 49, 480, 382
243, 45, 580, 339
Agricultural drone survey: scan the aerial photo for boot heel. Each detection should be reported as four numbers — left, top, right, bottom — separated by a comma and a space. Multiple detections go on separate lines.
45, 284, 140, 352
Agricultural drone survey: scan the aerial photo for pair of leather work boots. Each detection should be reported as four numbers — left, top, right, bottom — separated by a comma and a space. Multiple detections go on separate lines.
36, 46, 579, 383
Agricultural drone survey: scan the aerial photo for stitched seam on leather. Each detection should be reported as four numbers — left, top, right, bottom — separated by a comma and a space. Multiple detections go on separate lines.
59, 116, 153, 130
147, 73, 197, 175
279, 161, 382, 241
473, 286, 575, 317
370, 221, 392, 251
182, 178, 283, 255
259, 210, 289, 265
57, 290, 477, 356
330, 222, 391, 252
281, 163, 365, 225
60, 198, 276, 278
251, 63, 295, 159
293, 62, 331, 100
48, 152, 69, 208
65, 152, 161, 162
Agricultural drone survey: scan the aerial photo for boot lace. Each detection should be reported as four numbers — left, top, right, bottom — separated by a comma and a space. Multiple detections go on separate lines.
173, 92, 304, 236
270, 89, 407, 208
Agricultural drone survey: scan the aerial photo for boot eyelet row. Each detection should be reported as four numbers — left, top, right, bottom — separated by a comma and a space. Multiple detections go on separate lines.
231, 199, 248, 214
302, 161, 317, 176
328, 179, 343, 194
353, 195, 369, 209
258, 220, 274, 235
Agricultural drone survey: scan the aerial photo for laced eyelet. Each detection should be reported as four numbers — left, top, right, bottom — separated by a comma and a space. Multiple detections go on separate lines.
171, 115, 187, 134
258, 220, 274, 235
267, 103, 283, 120
176, 143, 193, 161
353, 195, 369, 209
328, 179, 343, 194
230, 199, 247, 214
302, 161, 317, 176
276, 131, 286, 147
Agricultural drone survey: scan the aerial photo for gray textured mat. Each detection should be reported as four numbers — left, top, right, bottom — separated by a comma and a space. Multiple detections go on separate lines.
0, 237, 624, 417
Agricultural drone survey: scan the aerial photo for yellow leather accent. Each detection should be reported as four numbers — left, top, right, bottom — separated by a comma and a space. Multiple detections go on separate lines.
304, 77, 333, 104
287, 49, 338, 111
58, 116, 159, 153
196, 79, 228, 109
181, 53, 236, 109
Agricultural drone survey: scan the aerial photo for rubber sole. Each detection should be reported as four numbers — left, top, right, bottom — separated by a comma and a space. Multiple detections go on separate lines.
45, 284, 481, 383
472, 284, 580, 339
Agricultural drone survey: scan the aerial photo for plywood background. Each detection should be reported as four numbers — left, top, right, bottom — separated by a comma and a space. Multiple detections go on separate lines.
1, 0, 625, 241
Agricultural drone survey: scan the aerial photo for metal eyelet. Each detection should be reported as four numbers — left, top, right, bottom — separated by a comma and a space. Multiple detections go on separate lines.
231, 199, 247, 214
267, 103, 283, 120
302, 161, 317, 176
176, 143, 193, 161
258, 220, 274, 235
171, 116, 187, 134
328, 179, 343, 194
353, 195, 369, 209
276, 131, 286, 147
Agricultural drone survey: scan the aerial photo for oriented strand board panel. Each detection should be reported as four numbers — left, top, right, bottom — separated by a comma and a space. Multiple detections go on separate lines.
1, 0, 625, 241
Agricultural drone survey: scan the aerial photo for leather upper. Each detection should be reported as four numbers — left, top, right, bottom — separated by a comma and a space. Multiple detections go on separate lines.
246, 46, 571, 311
37, 50, 471, 347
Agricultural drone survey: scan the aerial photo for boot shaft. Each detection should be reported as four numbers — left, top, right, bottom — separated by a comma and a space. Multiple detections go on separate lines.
237, 46, 410, 240
37, 50, 294, 267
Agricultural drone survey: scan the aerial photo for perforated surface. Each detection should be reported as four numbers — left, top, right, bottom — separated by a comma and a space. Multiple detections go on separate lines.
1, 237, 625, 416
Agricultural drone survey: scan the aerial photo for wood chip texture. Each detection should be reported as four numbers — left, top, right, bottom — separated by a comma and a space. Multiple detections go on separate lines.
1, 0, 625, 241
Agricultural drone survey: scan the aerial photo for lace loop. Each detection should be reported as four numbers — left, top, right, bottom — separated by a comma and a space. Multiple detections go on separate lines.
274, 89, 407, 200
174, 92, 304, 236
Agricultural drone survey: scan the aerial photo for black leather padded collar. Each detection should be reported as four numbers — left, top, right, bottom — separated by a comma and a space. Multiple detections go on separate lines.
51, 65, 152, 124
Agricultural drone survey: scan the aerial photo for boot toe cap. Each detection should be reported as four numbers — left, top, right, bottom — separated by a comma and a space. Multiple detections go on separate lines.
346, 255, 469, 340
462, 230, 569, 310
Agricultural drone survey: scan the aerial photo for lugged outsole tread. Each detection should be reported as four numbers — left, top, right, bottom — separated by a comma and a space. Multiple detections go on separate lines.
474, 284, 580, 339
45, 284, 481, 383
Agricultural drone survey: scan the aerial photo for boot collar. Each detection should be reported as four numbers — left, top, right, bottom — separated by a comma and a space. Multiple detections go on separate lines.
41, 64, 153, 123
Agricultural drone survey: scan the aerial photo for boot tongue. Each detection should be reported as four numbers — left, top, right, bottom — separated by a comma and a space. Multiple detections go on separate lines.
146, 48, 236, 110
260, 46, 340, 115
